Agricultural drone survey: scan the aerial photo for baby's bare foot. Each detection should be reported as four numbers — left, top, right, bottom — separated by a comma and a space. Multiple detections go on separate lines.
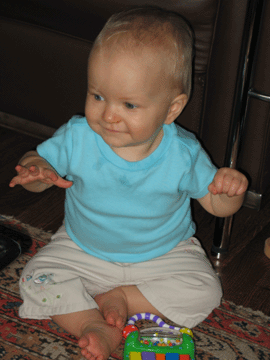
95, 288, 128, 329
78, 321, 122, 360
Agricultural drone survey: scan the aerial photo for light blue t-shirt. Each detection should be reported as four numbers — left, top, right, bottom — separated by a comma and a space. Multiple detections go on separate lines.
37, 116, 217, 263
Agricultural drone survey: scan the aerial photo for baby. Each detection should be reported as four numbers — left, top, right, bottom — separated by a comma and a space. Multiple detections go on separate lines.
10, 6, 248, 360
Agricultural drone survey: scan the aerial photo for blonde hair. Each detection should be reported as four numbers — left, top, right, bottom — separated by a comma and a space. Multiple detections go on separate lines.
92, 6, 194, 99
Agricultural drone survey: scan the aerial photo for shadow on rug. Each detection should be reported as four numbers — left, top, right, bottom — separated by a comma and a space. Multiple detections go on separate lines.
0, 215, 270, 360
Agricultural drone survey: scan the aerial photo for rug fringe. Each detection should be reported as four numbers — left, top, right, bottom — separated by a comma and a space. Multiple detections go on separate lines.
222, 298, 270, 321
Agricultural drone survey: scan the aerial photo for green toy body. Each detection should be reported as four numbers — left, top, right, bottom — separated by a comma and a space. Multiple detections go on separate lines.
123, 327, 195, 360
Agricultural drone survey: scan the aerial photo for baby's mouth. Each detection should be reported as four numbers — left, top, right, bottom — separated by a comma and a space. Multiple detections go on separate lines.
103, 126, 121, 133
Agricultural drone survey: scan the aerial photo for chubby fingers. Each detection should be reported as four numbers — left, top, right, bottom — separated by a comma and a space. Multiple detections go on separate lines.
9, 164, 40, 187
9, 164, 73, 189
53, 177, 73, 189
208, 168, 248, 197
41, 168, 58, 183
16, 164, 40, 176
41, 168, 73, 189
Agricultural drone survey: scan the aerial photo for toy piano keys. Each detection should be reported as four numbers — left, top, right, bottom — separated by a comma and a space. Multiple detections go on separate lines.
122, 313, 195, 360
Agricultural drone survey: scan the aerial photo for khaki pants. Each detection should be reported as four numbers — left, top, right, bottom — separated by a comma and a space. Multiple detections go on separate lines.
19, 224, 222, 328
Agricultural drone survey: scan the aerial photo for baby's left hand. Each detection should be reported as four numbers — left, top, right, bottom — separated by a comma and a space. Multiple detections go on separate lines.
208, 167, 248, 197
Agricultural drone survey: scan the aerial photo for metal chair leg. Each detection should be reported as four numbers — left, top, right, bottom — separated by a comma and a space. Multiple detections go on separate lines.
211, 216, 234, 258
211, 0, 263, 258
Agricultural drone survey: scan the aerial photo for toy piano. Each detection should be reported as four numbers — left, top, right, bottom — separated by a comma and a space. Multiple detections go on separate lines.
122, 313, 195, 360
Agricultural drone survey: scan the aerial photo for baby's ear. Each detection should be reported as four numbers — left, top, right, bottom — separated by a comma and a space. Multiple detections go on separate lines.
165, 94, 188, 124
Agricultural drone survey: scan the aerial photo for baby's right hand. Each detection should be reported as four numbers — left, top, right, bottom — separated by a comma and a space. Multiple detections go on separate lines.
9, 164, 73, 191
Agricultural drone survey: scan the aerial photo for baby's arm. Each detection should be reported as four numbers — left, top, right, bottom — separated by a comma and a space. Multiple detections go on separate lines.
9, 151, 73, 192
197, 167, 248, 217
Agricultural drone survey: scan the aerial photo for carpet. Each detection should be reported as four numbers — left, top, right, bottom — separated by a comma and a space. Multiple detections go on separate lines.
0, 215, 269, 360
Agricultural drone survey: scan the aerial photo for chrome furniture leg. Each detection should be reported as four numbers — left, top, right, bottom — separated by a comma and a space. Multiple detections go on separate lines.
211, 0, 263, 257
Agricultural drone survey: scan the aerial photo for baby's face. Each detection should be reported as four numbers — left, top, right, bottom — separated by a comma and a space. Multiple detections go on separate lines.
85, 46, 176, 157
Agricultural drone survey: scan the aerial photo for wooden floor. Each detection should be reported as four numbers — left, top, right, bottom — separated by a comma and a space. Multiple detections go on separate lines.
1, 125, 270, 315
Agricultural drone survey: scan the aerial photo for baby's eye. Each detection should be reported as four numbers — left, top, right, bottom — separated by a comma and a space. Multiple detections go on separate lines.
94, 94, 104, 101
125, 102, 137, 110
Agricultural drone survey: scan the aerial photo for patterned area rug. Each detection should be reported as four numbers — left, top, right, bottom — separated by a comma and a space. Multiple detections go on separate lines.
0, 215, 270, 360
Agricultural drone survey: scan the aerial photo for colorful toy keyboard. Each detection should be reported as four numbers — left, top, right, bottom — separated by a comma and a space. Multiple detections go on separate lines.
122, 313, 195, 360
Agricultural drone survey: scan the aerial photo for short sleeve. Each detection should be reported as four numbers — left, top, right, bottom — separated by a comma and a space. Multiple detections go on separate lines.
36, 121, 72, 177
180, 141, 217, 199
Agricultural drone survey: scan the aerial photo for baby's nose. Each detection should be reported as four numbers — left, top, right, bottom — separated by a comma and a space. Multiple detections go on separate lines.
103, 106, 121, 123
